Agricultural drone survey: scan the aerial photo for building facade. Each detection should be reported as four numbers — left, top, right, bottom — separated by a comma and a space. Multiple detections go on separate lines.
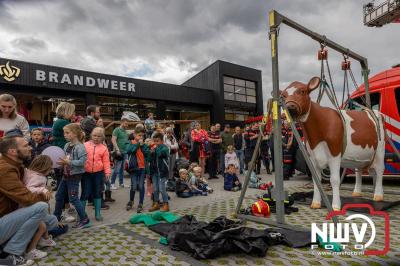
0, 58, 262, 131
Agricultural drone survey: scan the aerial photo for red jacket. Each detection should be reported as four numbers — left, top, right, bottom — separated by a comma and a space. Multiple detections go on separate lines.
84, 141, 111, 176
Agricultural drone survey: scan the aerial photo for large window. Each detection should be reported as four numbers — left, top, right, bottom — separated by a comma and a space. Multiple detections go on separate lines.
395, 88, 400, 116
223, 76, 256, 103
352, 92, 381, 111
225, 108, 250, 121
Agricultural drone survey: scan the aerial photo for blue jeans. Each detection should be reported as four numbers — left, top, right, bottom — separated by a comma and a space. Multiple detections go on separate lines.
220, 151, 226, 173
152, 174, 169, 203
54, 176, 87, 221
81, 171, 105, 200
130, 169, 145, 204
0, 202, 57, 255
235, 150, 244, 173
111, 153, 127, 186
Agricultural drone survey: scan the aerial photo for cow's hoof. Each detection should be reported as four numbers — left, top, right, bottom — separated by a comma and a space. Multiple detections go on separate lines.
352, 192, 363, 197
373, 195, 384, 201
310, 202, 321, 209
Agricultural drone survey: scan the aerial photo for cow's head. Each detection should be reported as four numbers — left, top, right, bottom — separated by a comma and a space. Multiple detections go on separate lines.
281, 77, 320, 121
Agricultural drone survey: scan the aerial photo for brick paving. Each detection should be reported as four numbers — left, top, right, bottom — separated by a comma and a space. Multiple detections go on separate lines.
36, 172, 400, 265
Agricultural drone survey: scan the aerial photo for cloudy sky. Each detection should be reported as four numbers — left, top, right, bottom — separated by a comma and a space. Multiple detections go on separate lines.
0, 0, 399, 106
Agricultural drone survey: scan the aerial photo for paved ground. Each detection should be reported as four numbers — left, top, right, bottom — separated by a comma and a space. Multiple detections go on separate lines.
36, 171, 400, 266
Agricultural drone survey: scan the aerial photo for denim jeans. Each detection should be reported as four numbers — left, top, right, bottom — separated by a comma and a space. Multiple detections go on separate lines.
220, 151, 226, 173
152, 174, 169, 203
129, 169, 145, 204
111, 153, 127, 186
81, 171, 105, 200
54, 176, 87, 221
0, 202, 57, 255
235, 150, 244, 173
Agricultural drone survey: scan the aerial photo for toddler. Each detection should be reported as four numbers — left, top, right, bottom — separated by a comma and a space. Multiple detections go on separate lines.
192, 166, 213, 194
225, 145, 239, 173
224, 164, 242, 191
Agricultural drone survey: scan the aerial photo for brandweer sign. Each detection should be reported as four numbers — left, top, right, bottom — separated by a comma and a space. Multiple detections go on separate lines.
35, 70, 136, 92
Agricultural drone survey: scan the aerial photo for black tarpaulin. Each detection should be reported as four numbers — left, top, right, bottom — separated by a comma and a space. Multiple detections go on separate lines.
148, 215, 311, 259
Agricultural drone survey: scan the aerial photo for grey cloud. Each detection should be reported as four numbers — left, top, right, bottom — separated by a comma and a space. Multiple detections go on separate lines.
11, 36, 48, 51
0, 0, 399, 110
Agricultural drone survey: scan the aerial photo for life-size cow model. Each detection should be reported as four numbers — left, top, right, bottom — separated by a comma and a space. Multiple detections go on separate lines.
281, 77, 385, 211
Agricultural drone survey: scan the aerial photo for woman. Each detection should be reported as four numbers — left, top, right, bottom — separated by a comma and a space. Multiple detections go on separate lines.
191, 122, 209, 176
164, 127, 179, 180
0, 94, 30, 139
52, 102, 75, 149
51, 102, 76, 223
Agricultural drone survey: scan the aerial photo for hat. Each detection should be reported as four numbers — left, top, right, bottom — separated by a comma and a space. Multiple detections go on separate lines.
251, 199, 270, 217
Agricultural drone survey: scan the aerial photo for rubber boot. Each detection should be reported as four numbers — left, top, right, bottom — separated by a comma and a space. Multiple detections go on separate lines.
101, 193, 110, 210
160, 202, 170, 212
94, 198, 103, 221
148, 202, 160, 212
104, 190, 115, 203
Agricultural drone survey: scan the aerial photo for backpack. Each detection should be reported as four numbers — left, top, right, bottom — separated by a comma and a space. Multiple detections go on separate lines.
127, 153, 138, 173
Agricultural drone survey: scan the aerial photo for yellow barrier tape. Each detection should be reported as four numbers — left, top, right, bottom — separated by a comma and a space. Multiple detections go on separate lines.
272, 101, 278, 120
283, 109, 291, 123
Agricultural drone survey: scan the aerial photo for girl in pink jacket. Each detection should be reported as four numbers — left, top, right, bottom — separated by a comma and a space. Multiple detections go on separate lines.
23, 155, 57, 257
81, 127, 111, 221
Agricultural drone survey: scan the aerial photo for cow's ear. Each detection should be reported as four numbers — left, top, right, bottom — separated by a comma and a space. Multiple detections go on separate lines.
307, 77, 320, 93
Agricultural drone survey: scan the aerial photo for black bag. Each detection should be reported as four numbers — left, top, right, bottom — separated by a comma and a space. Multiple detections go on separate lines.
166, 179, 176, 192
127, 154, 138, 173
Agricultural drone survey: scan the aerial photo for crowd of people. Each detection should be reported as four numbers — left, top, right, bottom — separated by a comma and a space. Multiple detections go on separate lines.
0, 92, 299, 266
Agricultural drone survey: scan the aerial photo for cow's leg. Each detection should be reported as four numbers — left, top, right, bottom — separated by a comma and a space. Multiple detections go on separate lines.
310, 167, 322, 209
328, 156, 342, 211
370, 167, 384, 201
352, 169, 363, 197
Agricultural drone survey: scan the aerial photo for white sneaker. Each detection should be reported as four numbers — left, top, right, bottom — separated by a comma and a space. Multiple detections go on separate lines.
63, 209, 76, 223
25, 249, 47, 260
110, 184, 118, 190
38, 235, 56, 247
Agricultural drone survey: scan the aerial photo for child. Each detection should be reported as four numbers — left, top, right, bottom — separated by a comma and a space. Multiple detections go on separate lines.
225, 145, 239, 173
148, 132, 170, 212
187, 167, 207, 196
192, 166, 213, 194
248, 170, 262, 188
81, 127, 111, 221
54, 123, 91, 229
23, 155, 57, 260
29, 128, 51, 159
175, 169, 192, 198
126, 128, 150, 213
224, 164, 242, 191
188, 162, 199, 176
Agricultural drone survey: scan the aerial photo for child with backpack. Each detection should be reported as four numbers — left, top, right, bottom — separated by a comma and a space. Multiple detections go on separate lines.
126, 128, 150, 213
148, 132, 170, 212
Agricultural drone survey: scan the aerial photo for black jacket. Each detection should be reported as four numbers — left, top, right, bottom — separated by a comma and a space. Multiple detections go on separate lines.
29, 140, 51, 158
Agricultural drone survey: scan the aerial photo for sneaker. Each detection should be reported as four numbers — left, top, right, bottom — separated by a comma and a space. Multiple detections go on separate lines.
0, 254, 34, 266
72, 218, 91, 229
120, 184, 125, 188
137, 204, 143, 213
63, 209, 76, 223
126, 201, 133, 211
25, 249, 47, 260
201, 191, 208, 196
110, 184, 118, 190
38, 235, 56, 247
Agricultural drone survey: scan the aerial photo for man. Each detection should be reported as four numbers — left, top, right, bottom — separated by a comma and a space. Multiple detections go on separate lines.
110, 116, 129, 189
220, 124, 234, 173
244, 123, 259, 171
233, 126, 245, 174
0, 136, 56, 266
207, 125, 222, 179
144, 112, 155, 139
80, 105, 102, 142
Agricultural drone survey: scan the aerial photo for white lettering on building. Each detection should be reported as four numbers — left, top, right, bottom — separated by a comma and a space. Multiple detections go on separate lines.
35, 69, 136, 93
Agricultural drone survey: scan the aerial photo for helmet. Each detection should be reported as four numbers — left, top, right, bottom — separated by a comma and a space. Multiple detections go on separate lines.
251, 199, 270, 217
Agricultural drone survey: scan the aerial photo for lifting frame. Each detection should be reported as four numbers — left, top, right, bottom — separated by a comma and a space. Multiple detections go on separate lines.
235, 10, 397, 231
